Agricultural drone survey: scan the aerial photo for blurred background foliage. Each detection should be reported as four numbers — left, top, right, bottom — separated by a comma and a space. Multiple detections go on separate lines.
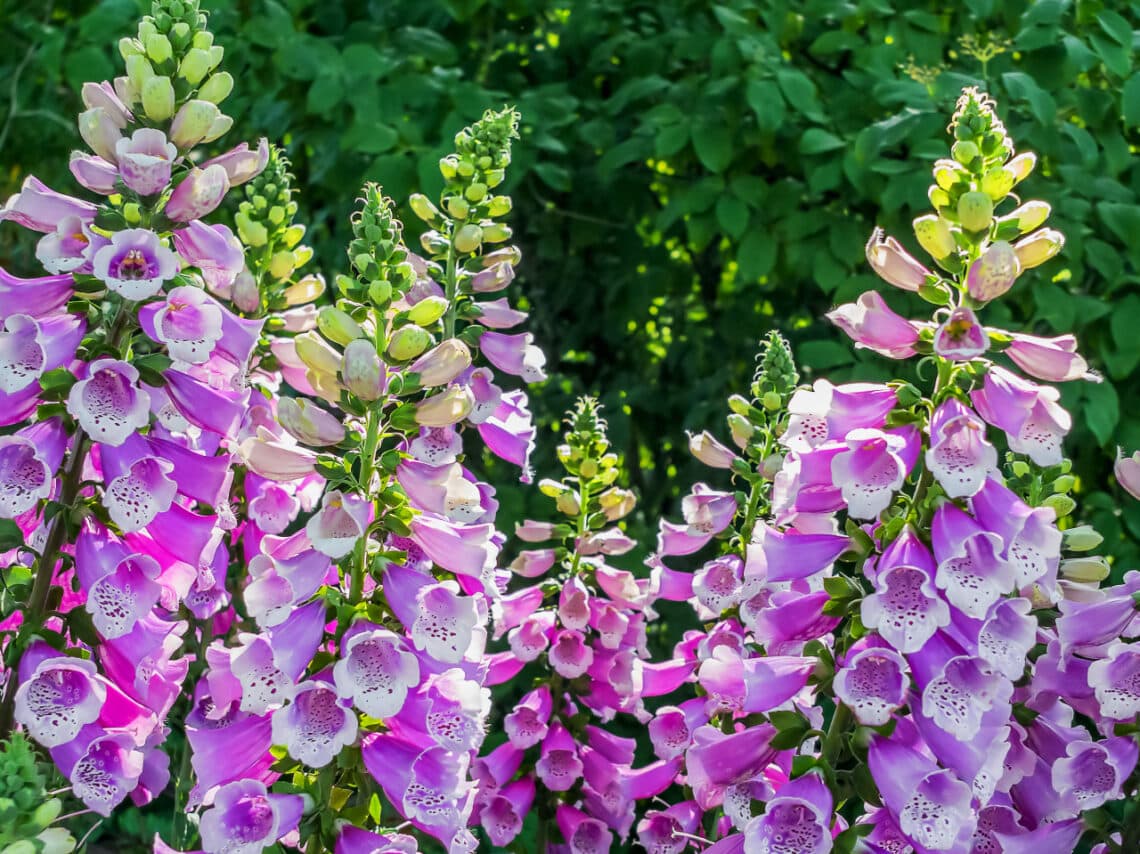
1, 0, 1139, 603
1, 0, 1139, 848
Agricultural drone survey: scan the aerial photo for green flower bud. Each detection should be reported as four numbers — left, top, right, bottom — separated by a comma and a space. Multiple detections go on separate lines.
727, 394, 751, 416
487, 195, 512, 217
198, 71, 234, 104
981, 167, 1014, 201
126, 54, 156, 90
235, 210, 268, 247
465, 182, 487, 202
317, 306, 365, 345
387, 325, 434, 361
342, 339, 386, 401
409, 194, 442, 225
726, 413, 754, 449
141, 75, 175, 120
1006, 200, 1050, 233
420, 230, 450, 255
762, 391, 782, 411
31, 797, 62, 827
1042, 494, 1076, 518
439, 157, 458, 179
202, 112, 233, 143
957, 191, 994, 232
913, 214, 956, 260
268, 250, 296, 280
1063, 525, 1104, 552
192, 30, 214, 50
138, 19, 157, 40
932, 159, 965, 191
119, 37, 143, 60
1059, 556, 1110, 583
453, 224, 483, 253
123, 203, 142, 225
1006, 152, 1036, 183
169, 99, 219, 148
407, 296, 449, 326
482, 222, 512, 243
145, 33, 173, 64
368, 279, 392, 306
1014, 229, 1064, 269
950, 140, 979, 166
1052, 475, 1075, 494
295, 331, 342, 375
179, 47, 212, 86
1010, 460, 1031, 478
445, 196, 470, 219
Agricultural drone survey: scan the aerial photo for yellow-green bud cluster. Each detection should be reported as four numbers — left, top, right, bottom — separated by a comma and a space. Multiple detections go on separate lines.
544, 398, 634, 529
347, 184, 416, 309
751, 331, 799, 401
0, 733, 74, 851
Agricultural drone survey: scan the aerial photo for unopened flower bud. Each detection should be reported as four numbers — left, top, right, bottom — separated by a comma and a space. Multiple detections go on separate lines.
1060, 556, 1111, 583
913, 215, 956, 260
482, 222, 512, 243
980, 168, 1014, 201
368, 279, 392, 306
420, 230, 450, 255
599, 487, 636, 521
145, 33, 173, 64
415, 385, 474, 427
488, 196, 512, 217
295, 330, 342, 375
232, 268, 260, 313
865, 228, 930, 292
1063, 525, 1104, 552
688, 430, 738, 469
164, 164, 229, 221
179, 48, 213, 86
197, 71, 234, 104
277, 397, 345, 446
453, 224, 483, 253
78, 108, 122, 163
1010, 460, 1031, 478
125, 54, 154, 91
762, 453, 784, 479
1052, 475, 1076, 494
120, 37, 143, 60
283, 274, 325, 306
1007, 200, 1050, 233
169, 99, 220, 149
408, 339, 472, 387
950, 140, 979, 165
465, 182, 487, 202
269, 250, 296, 281
445, 196, 469, 219
1007, 152, 1036, 183
957, 191, 994, 232
234, 210, 268, 247
470, 261, 514, 293
1014, 229, 1064, 269
409, 193, 442, 225
407, 296, 448, 326
122, 203, 142, 224
1042, 494, 1076, 518
727, 414, 754, 449
556, 491, 581, 516
202, 113, 233, 144
342, 339, 386, 401
727, 394, 751, 416
932, 159, 966, 190
966, 240, 1019, 302
1117, 448, 1140, 500
141, 75, 175, 121
317, 306, 365, 345
387, 325, 434, 361
192, 31, 215, 50
762, 391, 782, 411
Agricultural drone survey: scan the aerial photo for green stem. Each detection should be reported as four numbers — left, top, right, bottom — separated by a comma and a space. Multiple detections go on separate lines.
820, 701, 853, 767
738, 429, 776, 544
443, 237, 459, 341
350, 412, 382, 604
567, 477, 592, 578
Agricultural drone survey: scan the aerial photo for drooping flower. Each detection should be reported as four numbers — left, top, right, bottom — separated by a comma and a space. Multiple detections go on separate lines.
966, 239, 1019, 302
971, 366, 1070, 466
742, 772, 833, 854
198, 779, 305, 854
1116, 449, 1140, 500
66, 359, 151, 446
115, 128, 178, 196
164, 165, 230, 222
333, 628, 421, 719
0, 418, 68, 517
924, 398, 997, 498
931, 502, 1014, 618
833, 645, 909, 726
172, 221, 245, 293
826, 290, 919, 359
861, 529, 950, 654
14, 651, 107, 747
271, 680, 359, 768
1006, 333, 1094, 383
91, 228, 179, 301
864, 228, 930, 291
1088, 641, 1140, 720
933, 306, 988, 361
830, 427, 915, 520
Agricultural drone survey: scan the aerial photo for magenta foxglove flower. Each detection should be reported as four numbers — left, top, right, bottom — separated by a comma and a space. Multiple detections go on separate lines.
474, 296, 528, 329
0, 418, 67, 517
305, 489, 372, 559
103, 454, 176, 532
826, 290, 919, 359
0, 175, 98, 232
244, 536, 331, 628
115, 128, 178, 196
971, 366, 1070, 466
1052, 737, 1138, 811
1116, 449, 1140, 500
548, 628, 594, 679
408, 514, 497, 583
976, 598, 1036, 680
685, 723, 778, 811
933, 306, 988, 361
504, 686, 552, 749
35, 214, 100, 273
198, 779, 304, 854
861, 529, 950, 654
693, 554, 744, 615
1006, 333, 1093, 383
743, 772, 833, 854
1089, 641, 1140, 720
833, 645, 908, 726
745, 522, 848, 584
868, 737, 975, 851
688, 430, 740, 469
86, 554, 162, 639
966, 239, 1019, 302
201, 138, 270, 186
470, 260, 515, 293
464, 367, 502, 425
924, 398, 997, 498
557, 804, 612, 853
781, 380, 897, 452
479, 778, 535, 846
478, 331, 547, 382
52, 729, 145, 816
647, 702, 705, 761
917, 649, 1010, 740
535, 724, 584, 792
0, 313, 84, 394
164, 164, 230, 222
412, 580, 484, 664
70, 152, 119, 195
970, 477, 1061, 590
0, 266, 76, 320
14, 651, 107, 747
475, 389, 537, 482
92, 228, 179, 300
830, 427, 914, 519
67, 359, 150, 446
172, 220, 245, 293
271, 680, 358, 768
865, 228, 930, 291
333, 628, 420, 719
932, 502, 1014, 617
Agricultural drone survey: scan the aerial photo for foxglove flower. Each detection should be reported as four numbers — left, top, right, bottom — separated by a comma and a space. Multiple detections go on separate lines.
966, 239, 1019, 301
830, 427, 915, 519
92, 228, 179, 300
172, 220, 245, 293
103, 454, 177, 532
0, 313, 83, 394
743, 772, 832, 854
1052, 737, 1138, 811
67, 359, 150, 445
924, 398, 996, 498
198, 779, 304, 854
0, 418, 67, 517
865, 228, 930, 291
412, 580, 484, 664
833, 645, 908, 726
826, 290, 919, 359
1089, 641, 1140, 720
1006, 333, 1093, 383
781, 380, 896, 452
1117, 449, 1140, 500
971, 477, 1061, 590
478, 331, 547, 382
933, 306, 988, 360
271, 680, 358, 768
35, 215, 100, 273
861, 529, 950, 654
115, 128, 177, 196
164, 164, 230, 222
52, 730, 145, 817
971, 366, 1070, 466
0, 175, 98, 232
932, 502, 1014, 618
14, 652, 107, 747
333, 628, 420, 719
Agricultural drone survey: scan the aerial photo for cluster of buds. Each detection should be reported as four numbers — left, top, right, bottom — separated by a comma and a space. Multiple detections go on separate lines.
473, 399, 678, 848
0, 733, 76, 852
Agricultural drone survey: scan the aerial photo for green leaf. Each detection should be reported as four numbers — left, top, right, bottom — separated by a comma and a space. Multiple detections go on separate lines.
1123, 72, 1140, 128
737, 230, 777, 279
691, 123, 733, 173
1084, 382, 1120, 446
1096, 9, 1133, 47
0, 519, 24, 552
654, 124, 690, 158
775, 68, 824, 122
799, 128, 846, 155
716, 195, 749, 239
746, 79, 786, 133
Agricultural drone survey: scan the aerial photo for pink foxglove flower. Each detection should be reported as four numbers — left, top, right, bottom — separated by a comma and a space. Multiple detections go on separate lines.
0, 175, 98, 232
781, 380, 897, 452
333, 628, 421, 719
201, 138, 270, 186
971, 477, 1061, 590
115, 128, 177, 196
827, 290, 919, 359
924, 398, 997, 498
52, 729, 145, 816
971, 366, 1070, 466
833, 645, 908, 726
1006, 333, 1094, 383
932, 502, 1014, 617
35, 215, 100, 273
966, 239, 1019, 301
69, 152, 119, 195
198, 779, 304, 854
0, 418, 67, 517
743, 772, 833, 854
164, 164, 230, 222
0, 313, 84, 394
478, 331, 547, 382
861, 529, 950, 654
1116, 449, 1140, 500
143, 280, 228, 362
172, 220, 245, 293
933, 306, 988, 361
271, 680, 358, 768
830, 427, 915, 519
91, 228, 179, 300
1089, 641, 1140, 720
865, 228, 930, 291
66, 359, 150, 445
14, 651, 107, 747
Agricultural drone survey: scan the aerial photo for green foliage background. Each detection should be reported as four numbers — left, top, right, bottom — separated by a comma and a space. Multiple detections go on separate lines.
1, 0, 1139, 846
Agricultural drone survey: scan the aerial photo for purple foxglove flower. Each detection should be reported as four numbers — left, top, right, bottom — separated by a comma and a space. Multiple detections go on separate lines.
172, 220, 245, 293
506, 611, 552, 663
244, 535, 332, 628
918, 651, 1010, 740
102, 453, 176, 532
78, 106, 123, 162
474, 296, 528, 329
685, 723, 778, 811
782, 380, 897, 452
536, 723, 584, 791
924, 398, 997, 498
743, 772, 832, 854
51, 729, 145, 816
865, 228, 930, 291
658, 484, 738, 556
833, 644, 908, 726
699, 649, 814, 714
409, 425, 463, 467
271, 679, 358, 767
745, 522, 849, 583
398, 459, 488, 523
81, 81, 132, 126
830, 427, 913, 519
648, 701, 707, 760
201, 138, 270, 186
336, 827, 419, 854
549, 628, 594, 678
826, 290, 920, 359
688, 430, 740, 469
1006, 332, 1093, 383
746, 590, 841, 648
333, 628, 420, 719
508, 548, 557, 580
966, 239, 1020, 302
637, 803, 702, 854
475, 389, 536, 482
932, 502, 1014, 617
504, 685, 552, 749
771, 445, 844, 518
14, 649, 107, 747
0, 418, 67, 517
248, 478, 301, 533
1089, 641, 1140, 720
868, 737, 976, 851
693, 554, 744, 614
1051, 736, 1138, 812
972, 597, 1036, 680
0, 175, 98, 233
861, 528, 950, 653
115, 128, 177, 196
971, 365, 1070, 466
933, 305, 988, 361
35, 214, 100, 273
0, 313, 82, 394
409, 339, 473, 387
480, 778, 535, 846
0, 265, 75, 319
226, 636, 293, 715
69, 152, 119, 195
556, 804, 611, 853
412, 579, 484, 663
558, 575, 591, 630
1117, 448, 1140, 500
164, 164, 230, 222
163, 368, 249, 439
87, 554, 162, 639
578, 526, 636, 556
67, 359, 150, 446
92, 228, 179, 300
971, 477, 1061, 590
409, 514, 497, 583
199, 779, 304, 854
470, 260, 515, 293
464, 366, 502, 424
479, 330, 547, 382
138, 283, 225, 364
1056, 571, 1140, 656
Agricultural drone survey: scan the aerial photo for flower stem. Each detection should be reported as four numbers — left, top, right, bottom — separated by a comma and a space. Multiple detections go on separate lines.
349, 412, 382, 604
820, 701, 853, 767
443, 237, 459, 341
